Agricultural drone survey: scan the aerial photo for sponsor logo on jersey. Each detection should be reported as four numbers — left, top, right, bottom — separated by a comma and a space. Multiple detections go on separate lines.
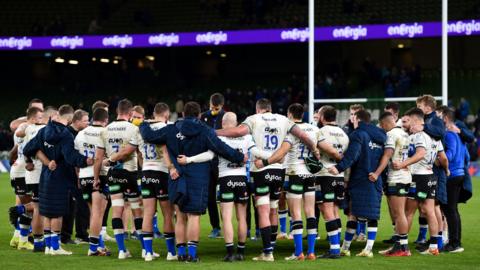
227, 180, 247, 188
265, 173, 282, 182
256, 186, 269, 193
142, 176, 160, 184
290, 184, 303, 192
141, 189, 151, 196
222, 192, 234, 200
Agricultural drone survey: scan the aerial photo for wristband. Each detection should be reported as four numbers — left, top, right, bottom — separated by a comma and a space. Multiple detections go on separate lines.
262, 159, 269, 167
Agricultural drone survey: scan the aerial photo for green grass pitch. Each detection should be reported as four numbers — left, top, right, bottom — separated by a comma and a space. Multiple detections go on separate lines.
0, 173, 478, 269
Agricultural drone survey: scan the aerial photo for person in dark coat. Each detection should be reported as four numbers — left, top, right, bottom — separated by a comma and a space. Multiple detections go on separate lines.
329, 109, 386, 257
139, 101, 245, 262
200, 93, 225, 238
23, 105, 92, 255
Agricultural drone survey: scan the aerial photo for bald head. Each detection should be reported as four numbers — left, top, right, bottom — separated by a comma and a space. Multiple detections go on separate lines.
222, 112, 237, 129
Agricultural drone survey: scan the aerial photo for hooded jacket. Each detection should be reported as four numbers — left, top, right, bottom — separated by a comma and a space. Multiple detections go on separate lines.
335, 121, 386, 220
139, 117, 244, 214
23, 120, 88, 218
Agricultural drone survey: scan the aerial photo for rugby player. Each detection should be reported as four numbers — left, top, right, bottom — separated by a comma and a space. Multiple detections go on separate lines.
93, 99, 143, 259
370, 112, 412, 256
393, 108, 448, 255
216, 99, 319, 262
74, 108, 110, 256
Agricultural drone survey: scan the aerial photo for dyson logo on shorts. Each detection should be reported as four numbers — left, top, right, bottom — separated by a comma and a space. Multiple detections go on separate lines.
0, 37, 32, 50
448, 20, 480, 35
102, 34, 133, 48
148, 33, 180, 47
280, 28, 309, 42
332, 25, 367, 40
265, 173, 282, 182
195, 31, 228, 45
227, 180, 246, 188
387, 23, 424, 38
50, 36, 84, 49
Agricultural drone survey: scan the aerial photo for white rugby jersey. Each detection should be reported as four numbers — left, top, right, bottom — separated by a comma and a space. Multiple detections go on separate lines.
139, 121, 168, 173
218, 135, 255, 178
99, 120, 140, 172
24, 123, 45, 184
384, 127, 411, 184
316, 124, 349, 177
409, 131, 444, 175
242, 112, 295, 172
10, 134, 26, 179
75, 125, 108, 178
284, 122, 319, 176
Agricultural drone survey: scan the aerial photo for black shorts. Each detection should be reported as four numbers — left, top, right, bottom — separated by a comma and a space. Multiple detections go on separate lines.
219, 175, 249, 203
26, 183, 39, 202
315, 176, 345, 203
385, 182, 410, 197
12, 177, 27, 196
287, 174, 316, 195
251, 169, 285, 201
411, 174, 437, 201
80, 176, 109, 203
141, 170, 169, 200
107, 169, 140, 198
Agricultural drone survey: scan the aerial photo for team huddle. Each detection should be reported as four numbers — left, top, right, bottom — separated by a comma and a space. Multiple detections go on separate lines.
7, 93, 470, 263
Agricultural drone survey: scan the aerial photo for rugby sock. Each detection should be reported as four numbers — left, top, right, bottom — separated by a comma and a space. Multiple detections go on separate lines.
44, 230, 52, 249
278, 210, 288, 234
417, 217, 428, 242
16, 205, 26, 215
429, 235, 439, 250
270, 225, 278, 248
187, 241, 198, 258
19, 213, 32, 243
177, 243, 186, 256
33, 234, 44, 250
399, 234, 408, 250
336, 218, 342, 241
365, 220, 378, 251
142, 232, 153, 255
358, 220, 366, 235
51, 231, 60, 251
14, 219, 20, 237
291, 220, 303, 256
134, 218, 144, 250
89, 236, 99, 253
164, 232, 176, 255
326, 220, 340, 255
260, 226, 273, 254
237, 242, 245, 255
392, 222, 396, 234
98, 234, 105, 249
437, 231, 444, 250
342, 221, 356, 251
306, 217, 317, 254
112, 218, 126, 252
225, 242, 234, 256
153, 213, 160, 235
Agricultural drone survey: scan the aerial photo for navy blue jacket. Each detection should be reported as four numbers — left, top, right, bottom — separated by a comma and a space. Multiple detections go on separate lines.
445, 131, 466, 178
423, 112, 448, 204
454, 120, 474, 203
336, 122, 386, 220
23, 120, 88, 218
139, 117, 244, 214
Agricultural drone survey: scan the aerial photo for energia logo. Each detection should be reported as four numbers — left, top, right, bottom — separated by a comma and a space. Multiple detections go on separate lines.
332, 25, 367, 40
280, 28, 309, 42
50, 36, 84, 49
448, 20, 480, 35
102, 35, 133, 48
195, 31, 228, 45
0, 37, 32, 50
387, 23, 424, 38
148, 33, 180, 47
